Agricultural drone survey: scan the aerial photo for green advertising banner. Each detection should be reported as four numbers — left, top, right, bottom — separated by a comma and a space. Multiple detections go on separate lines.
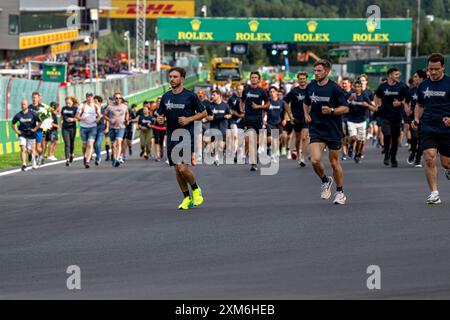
157, 18, 412, 43
363, 64, 391, 74
42, 64, 67, 83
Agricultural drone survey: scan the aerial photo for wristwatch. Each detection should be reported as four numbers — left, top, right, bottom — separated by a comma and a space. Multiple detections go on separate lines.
330, 108, 335, 115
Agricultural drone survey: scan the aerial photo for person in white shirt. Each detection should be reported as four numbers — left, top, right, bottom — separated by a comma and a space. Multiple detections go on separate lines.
76, 92, 102, 169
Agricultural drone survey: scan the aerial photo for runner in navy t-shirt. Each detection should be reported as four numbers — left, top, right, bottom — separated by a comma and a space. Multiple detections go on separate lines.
266, 86, 286, 163
375, 68, 409, 167
240, 71, 269, 172
303, 59, 349, 205
157, 67, 207, 210
284, 72, 309, 167
406, 70, 427, 167
412, 54, 450, 204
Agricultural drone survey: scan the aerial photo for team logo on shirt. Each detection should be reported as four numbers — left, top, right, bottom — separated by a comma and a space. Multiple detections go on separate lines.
212, 109, 225, 114
166, 100, 186, 110
310, 92, 330, 103
423, 87, 446, 98
246, 93, 261, 99
296, 94, 305, 101
269, 104, 281, 110
383, 89, 399, 96
412, 93, 418, 101
19, 117, 32, 123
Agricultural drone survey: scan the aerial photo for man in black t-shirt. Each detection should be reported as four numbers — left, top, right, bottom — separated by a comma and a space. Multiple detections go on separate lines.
240, 71, 269, 172
11, 99, 41, 171
412, 54, 450, 204
157, 67, 207, 210
303, 59, 349, 205
375, 68, 409, 167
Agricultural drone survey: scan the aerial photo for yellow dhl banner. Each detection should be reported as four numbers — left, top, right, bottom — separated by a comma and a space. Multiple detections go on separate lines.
20, 30, 79, 50
110, 0, 194, 19
50, 42, 71, 55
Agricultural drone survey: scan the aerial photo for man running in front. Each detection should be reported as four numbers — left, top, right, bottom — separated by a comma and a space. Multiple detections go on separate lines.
303, 59, 349, 205
412, 53, 450, 204
157, 67, 208, 210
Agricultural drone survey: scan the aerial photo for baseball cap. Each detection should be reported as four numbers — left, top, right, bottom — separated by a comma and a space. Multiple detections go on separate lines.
85, 92, 94, 97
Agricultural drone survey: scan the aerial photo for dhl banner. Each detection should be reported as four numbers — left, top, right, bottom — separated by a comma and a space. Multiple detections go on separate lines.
20, 30, 79, 50
50, 42, 72, 56
110, 0, 194, 19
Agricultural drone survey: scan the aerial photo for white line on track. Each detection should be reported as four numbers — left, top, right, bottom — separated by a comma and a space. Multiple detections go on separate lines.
0, 138, 141, 177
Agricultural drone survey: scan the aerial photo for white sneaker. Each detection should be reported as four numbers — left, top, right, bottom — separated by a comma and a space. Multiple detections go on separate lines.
48, 156, 58, 161
287, 152, 292, 160
320, 176, 334, 200
426, 192, 441, 204
333, 192, 347, 205
32, 160, 38, 170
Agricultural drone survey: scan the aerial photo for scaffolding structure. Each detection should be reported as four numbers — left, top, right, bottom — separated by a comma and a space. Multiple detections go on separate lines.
135, 0, 147, 71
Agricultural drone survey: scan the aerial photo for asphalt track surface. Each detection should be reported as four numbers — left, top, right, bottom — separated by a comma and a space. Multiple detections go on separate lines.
1, 144, 450, 300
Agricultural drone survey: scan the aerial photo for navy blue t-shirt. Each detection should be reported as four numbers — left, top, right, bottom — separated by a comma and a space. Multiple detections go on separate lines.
242, 86, 269, 122
304, 80, 348, 141
228, 94, 243, 124
283, 87, 307, 123
267, 99, 285, 125
404, 87, 419, 120
158, 89, 205, 134
61, 106, 78, 129
138, 113, 153, 129
12, 110, 41, 139
342, 89, 355, 121
375, 81, 409, 122
363, 88, 375, 101
417, 75, 450, 134
209, 102, 230, 132
348, 93, 372, 123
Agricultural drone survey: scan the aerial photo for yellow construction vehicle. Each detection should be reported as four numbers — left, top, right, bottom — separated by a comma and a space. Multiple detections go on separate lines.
208, 57, 242, 88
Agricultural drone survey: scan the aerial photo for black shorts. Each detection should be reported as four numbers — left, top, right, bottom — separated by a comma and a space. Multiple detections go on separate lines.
153, 128, 166, 145
244, 119, 263, 132
420, 131, 450, 157
167, 130, 194, 166
45, 130, 58, 142
125, 126, 134, 140
284, 121, 293, 134
293, 121, 308, 133
310, 137, 342, 151
266, 123, 282, 137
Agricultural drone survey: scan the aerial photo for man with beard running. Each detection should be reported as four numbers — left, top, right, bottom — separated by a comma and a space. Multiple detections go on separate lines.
412, 53, 450, 204
303, 59, 349, 205
157, 67, 207, 210
375, 68, 409, 168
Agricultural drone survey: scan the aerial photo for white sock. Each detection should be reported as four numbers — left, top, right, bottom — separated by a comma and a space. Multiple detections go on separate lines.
431, 191, 439, 196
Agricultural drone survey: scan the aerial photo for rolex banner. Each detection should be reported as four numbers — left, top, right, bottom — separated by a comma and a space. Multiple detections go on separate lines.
42, 64, 67, 83
157, 18, 412, 43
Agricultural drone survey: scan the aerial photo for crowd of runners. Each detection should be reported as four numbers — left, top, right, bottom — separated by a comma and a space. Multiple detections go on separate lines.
11, 53, 450, 207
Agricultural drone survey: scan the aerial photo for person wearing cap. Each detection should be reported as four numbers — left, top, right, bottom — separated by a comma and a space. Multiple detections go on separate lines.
76, 92, 102, 169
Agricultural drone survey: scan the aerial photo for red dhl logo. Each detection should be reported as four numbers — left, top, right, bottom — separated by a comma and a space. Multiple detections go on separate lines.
126, 4, 176, 15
